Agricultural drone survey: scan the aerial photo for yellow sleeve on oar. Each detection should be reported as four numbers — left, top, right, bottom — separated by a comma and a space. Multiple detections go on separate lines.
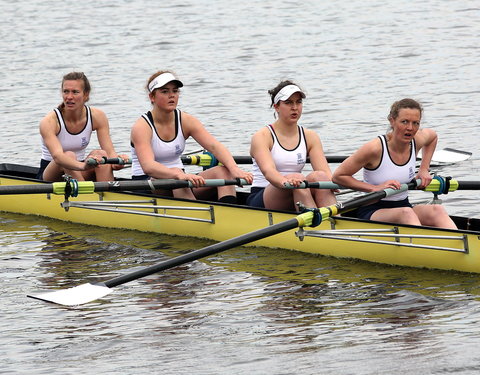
182, 153, 225, 167
52, 181, 96, 195
424, 177, 459, 194
296, 205, 339, 227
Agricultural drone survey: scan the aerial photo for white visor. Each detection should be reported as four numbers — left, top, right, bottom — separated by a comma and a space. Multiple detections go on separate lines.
273, 84, 306, 105
148, 73, 183, 92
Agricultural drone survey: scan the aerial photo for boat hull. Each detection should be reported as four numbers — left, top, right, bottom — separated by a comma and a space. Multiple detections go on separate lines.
1, 167, 479, 274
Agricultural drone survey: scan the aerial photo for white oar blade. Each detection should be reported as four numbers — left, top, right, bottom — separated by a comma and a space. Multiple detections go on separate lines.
432, 148, 472, 163
27, 283, 112, 306
419, 148, 472, 164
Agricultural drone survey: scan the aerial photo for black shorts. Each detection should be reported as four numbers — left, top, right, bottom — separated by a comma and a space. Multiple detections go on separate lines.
356, 198, 412, 220
36, 159, 51, 180
246, 187, 265, 208
132, 174, 149, 180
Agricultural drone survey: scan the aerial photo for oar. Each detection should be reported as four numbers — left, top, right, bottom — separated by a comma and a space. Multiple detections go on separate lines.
181, 154, 343, 166
27, 181, 415, 306
284, 181, 344, 189
86, 156, 132, 166
284, 177, 478, 194
83, 148, 470, 168
1, 176, 475, 196
181, 148, 472, 167
0, 178, 250, 196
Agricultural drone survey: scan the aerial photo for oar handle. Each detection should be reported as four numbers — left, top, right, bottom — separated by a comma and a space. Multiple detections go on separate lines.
86, 157, 132, 166
283, 181, 345, 189
188, 178, 250, 188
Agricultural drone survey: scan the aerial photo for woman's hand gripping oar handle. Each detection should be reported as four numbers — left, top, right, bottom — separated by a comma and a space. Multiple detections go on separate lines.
283, 181, 344, 189
86, 156, 132, 166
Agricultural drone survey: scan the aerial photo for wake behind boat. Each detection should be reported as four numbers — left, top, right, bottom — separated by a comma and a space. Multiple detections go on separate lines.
1, 162, 480, 280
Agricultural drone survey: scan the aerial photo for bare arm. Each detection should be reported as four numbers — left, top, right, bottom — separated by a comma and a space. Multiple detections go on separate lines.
39, 112, 87, 171
130, 117, 186, 179
91, 107, 117, 157
304, 129, 332, 179
91, 107, 129, 169
249, 127, 290, 188
414, 128, 438, 188
332, 138, 399, 192
184, 113, 253, 183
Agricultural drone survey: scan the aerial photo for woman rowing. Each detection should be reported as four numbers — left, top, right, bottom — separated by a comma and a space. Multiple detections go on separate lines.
38, 72, 127, 181
247, 80, 336, 211
332, 98, 457, 229
130, 70, 252, 202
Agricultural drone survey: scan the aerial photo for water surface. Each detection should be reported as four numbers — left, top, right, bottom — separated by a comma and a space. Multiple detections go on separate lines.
1, 0, 479, 374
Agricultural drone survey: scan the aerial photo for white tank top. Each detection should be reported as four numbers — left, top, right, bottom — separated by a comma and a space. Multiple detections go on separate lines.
41, 105, 93, 161
363, 135, 417, 201
251, 125, 307, 188
131, 109, 186, 177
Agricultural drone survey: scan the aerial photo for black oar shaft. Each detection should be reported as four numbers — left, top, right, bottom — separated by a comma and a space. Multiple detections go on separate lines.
27, 180, 417, 305
454, 181, 480, 190
106, 182, 416, 288
0, 178, 248, 195
91, 179, 247, 192
181, 155, 347, 165
104, 217, 301, 288
0, 183, 54, 195
181, 151, 468, 166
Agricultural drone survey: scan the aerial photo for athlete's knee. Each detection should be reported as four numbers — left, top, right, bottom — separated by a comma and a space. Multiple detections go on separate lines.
306, 170, 329, 181
382, 207, 420, 225
97, 163, 113, 172
422, 205, 450, 223
286, 173, 305, 180
201, 166, 230, 179
398, 207, 419, 220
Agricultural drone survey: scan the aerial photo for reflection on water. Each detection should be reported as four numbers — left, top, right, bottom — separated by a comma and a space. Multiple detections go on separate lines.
2, 212, 480, 374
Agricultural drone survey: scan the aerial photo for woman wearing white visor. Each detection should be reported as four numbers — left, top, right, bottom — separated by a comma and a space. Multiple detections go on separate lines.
130, 70, 252, 201
247, 80, 336, 211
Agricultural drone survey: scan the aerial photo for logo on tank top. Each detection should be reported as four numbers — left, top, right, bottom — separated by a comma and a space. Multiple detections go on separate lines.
81, 137, 88, 148
175, 145, 182, 155
297, 153, 305, 165
409, 166, 415, 179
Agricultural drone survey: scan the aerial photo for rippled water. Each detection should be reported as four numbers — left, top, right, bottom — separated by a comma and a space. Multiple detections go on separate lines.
1, 0, 480, 374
